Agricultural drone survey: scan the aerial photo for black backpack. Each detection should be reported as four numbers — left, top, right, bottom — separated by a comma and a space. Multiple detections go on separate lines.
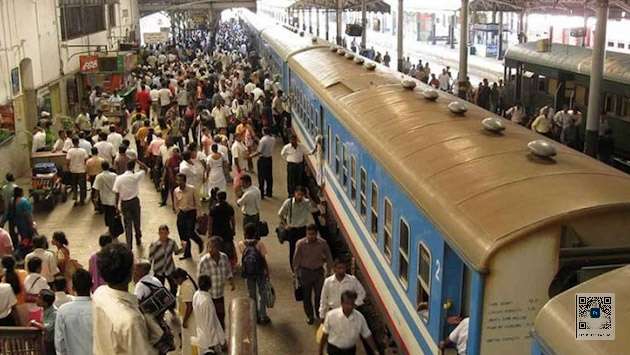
241, 240, 264, 277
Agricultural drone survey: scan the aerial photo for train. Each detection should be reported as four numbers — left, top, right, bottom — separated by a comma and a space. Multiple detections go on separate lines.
240, 9, 630, 355
504, 42, 630, 169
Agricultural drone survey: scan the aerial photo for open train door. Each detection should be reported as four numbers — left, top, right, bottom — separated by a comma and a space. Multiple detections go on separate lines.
316, 104, 325, 186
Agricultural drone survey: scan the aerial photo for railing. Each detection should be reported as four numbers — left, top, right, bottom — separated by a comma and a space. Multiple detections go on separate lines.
229, 297, 257, 355
0, 327, 45, 355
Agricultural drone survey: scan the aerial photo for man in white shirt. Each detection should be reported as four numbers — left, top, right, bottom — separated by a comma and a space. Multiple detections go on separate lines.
211, 102, 228, 131
150, 86, 160, 121
133, 260, 164, 301
32, 127, 47, 153
93, 243, 158, 355
438, 69, 451, 91
251, 127, 274, 198
93, 111, 108, 131
158, 86, 172, 118
319, 290, 378, 355
25, 236, 60, 283
319, 259, 367, 319
113, 160, 147, 249
78, 132, 92, 155
24, 257, 51, 295
440, 317, 470, 355
231, 133, 248, 174
193, 275, 226, 354
236, 174, 261, 228
53, 276, 72, 308
66, 137, 89, 205
94, 132, 116, 165
94, 161, 119, 237
0, 281, 17, 324
281, 135, 316, 197
107, 125, 124, 153
52, 130, 72, 153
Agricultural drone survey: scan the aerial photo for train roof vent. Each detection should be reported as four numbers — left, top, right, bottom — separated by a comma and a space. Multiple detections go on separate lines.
364, 62, 376, 71
353, 56, 365, 65
422, 89, 439, 101
329, 45, 338, 52
337, 48, 346, 56
345, 52, 355, 60
481, 117, 505, 133
311, 37, 318, 43
528, 139, 557, 158
401, 79, 416, 90
299, 31, 305, 37
448, 101, 467, 114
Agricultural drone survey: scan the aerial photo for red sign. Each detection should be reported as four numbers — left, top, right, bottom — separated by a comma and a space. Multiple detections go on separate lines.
80, 55, 99, 73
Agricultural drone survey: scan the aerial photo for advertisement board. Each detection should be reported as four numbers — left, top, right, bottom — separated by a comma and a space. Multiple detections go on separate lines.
143, 32, 169, 44
80, 55, 99, 73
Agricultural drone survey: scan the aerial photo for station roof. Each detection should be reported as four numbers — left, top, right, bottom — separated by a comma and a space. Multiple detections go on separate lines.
534, 265, 630, 354
505, 42, 630, 86
288, 0, 391, 13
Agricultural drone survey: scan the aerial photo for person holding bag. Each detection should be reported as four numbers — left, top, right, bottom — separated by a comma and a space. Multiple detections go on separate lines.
278, 186, 314, 271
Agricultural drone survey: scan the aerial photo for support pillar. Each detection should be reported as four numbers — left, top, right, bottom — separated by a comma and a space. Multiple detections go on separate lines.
309, 7, 313, 34
449, 12, 455, 49
316, 7, 320, 37
397, 0, 404, 72
497, 11, 504, 60
361, 0, 367, 50
457, 0, 469, 98
518, 10, 524, 43
336, 0, 343, 45
584, 0, 609, 157
326, 9, 330, 41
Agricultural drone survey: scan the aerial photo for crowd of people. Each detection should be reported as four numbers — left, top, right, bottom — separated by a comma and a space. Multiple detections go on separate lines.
0, 15, 384, 355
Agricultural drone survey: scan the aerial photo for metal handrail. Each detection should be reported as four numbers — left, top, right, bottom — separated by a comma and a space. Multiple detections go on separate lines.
229, 297, 257, 355
0, 327, 45, 355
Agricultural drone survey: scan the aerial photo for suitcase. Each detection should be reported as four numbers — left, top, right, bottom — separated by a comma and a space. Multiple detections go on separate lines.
32, 162, 57, 175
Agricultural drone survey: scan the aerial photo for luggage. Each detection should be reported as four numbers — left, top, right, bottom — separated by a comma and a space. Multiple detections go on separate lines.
138, 282, 176, 316
264, 279, 275, 308
110, 213, 124, 237
32, 162, 57, 175
257, 220, 269, 237
241, 241, 265, 277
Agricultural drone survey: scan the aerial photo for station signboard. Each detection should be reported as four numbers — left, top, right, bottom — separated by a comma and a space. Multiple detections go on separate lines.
143, 32, 169, 44
79, 55, 99, 73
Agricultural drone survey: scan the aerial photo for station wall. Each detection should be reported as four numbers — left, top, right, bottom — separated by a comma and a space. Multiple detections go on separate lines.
0, 0, 139, 179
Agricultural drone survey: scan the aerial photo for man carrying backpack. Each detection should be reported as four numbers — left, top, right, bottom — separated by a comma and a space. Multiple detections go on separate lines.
239, 222, 271, 325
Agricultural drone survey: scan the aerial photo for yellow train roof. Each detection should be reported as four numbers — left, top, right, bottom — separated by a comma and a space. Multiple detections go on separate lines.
534, 266, 630, 354
288, 47, 630, 271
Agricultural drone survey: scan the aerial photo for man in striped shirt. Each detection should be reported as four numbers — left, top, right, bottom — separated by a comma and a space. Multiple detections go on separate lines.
198, 236, 235, 328
148, 225, 181, 295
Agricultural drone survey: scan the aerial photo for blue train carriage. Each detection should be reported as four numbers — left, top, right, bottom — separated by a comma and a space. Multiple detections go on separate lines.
242, 10, 630, 355
282, 42, 630, 354
532, 265, 630, 355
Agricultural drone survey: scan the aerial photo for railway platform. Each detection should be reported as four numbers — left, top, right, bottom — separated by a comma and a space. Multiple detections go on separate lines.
30, 142, 375, 355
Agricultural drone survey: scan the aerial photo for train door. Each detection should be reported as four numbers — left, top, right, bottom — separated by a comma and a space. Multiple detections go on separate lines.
439, 244, 467, 349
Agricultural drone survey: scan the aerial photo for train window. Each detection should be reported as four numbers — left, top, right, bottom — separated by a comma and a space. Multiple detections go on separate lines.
335, 136, 341, 176
342, 144, 349, 187
605, 94, 616, 114
360, 169, 367, 219
383, 199, 393, 261
608, 41, 614, 47
618, 43, 625, 49
370, 182, 379, 239
399, 219, 410, 286
417, 243, 431, 323
350, 156, 357, 202
623, 97, 630, 117
327, 126, 332, 163
537, 75, 547, 92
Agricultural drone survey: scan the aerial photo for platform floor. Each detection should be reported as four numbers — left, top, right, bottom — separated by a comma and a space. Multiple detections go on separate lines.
32, 143, 331, 355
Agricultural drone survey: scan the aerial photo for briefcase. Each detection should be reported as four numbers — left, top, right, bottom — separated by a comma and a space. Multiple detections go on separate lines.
257, 220, 269, 237
111, 214, 124, 237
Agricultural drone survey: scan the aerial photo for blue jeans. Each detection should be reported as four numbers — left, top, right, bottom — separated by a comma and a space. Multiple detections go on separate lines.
246, 276, 267, 319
